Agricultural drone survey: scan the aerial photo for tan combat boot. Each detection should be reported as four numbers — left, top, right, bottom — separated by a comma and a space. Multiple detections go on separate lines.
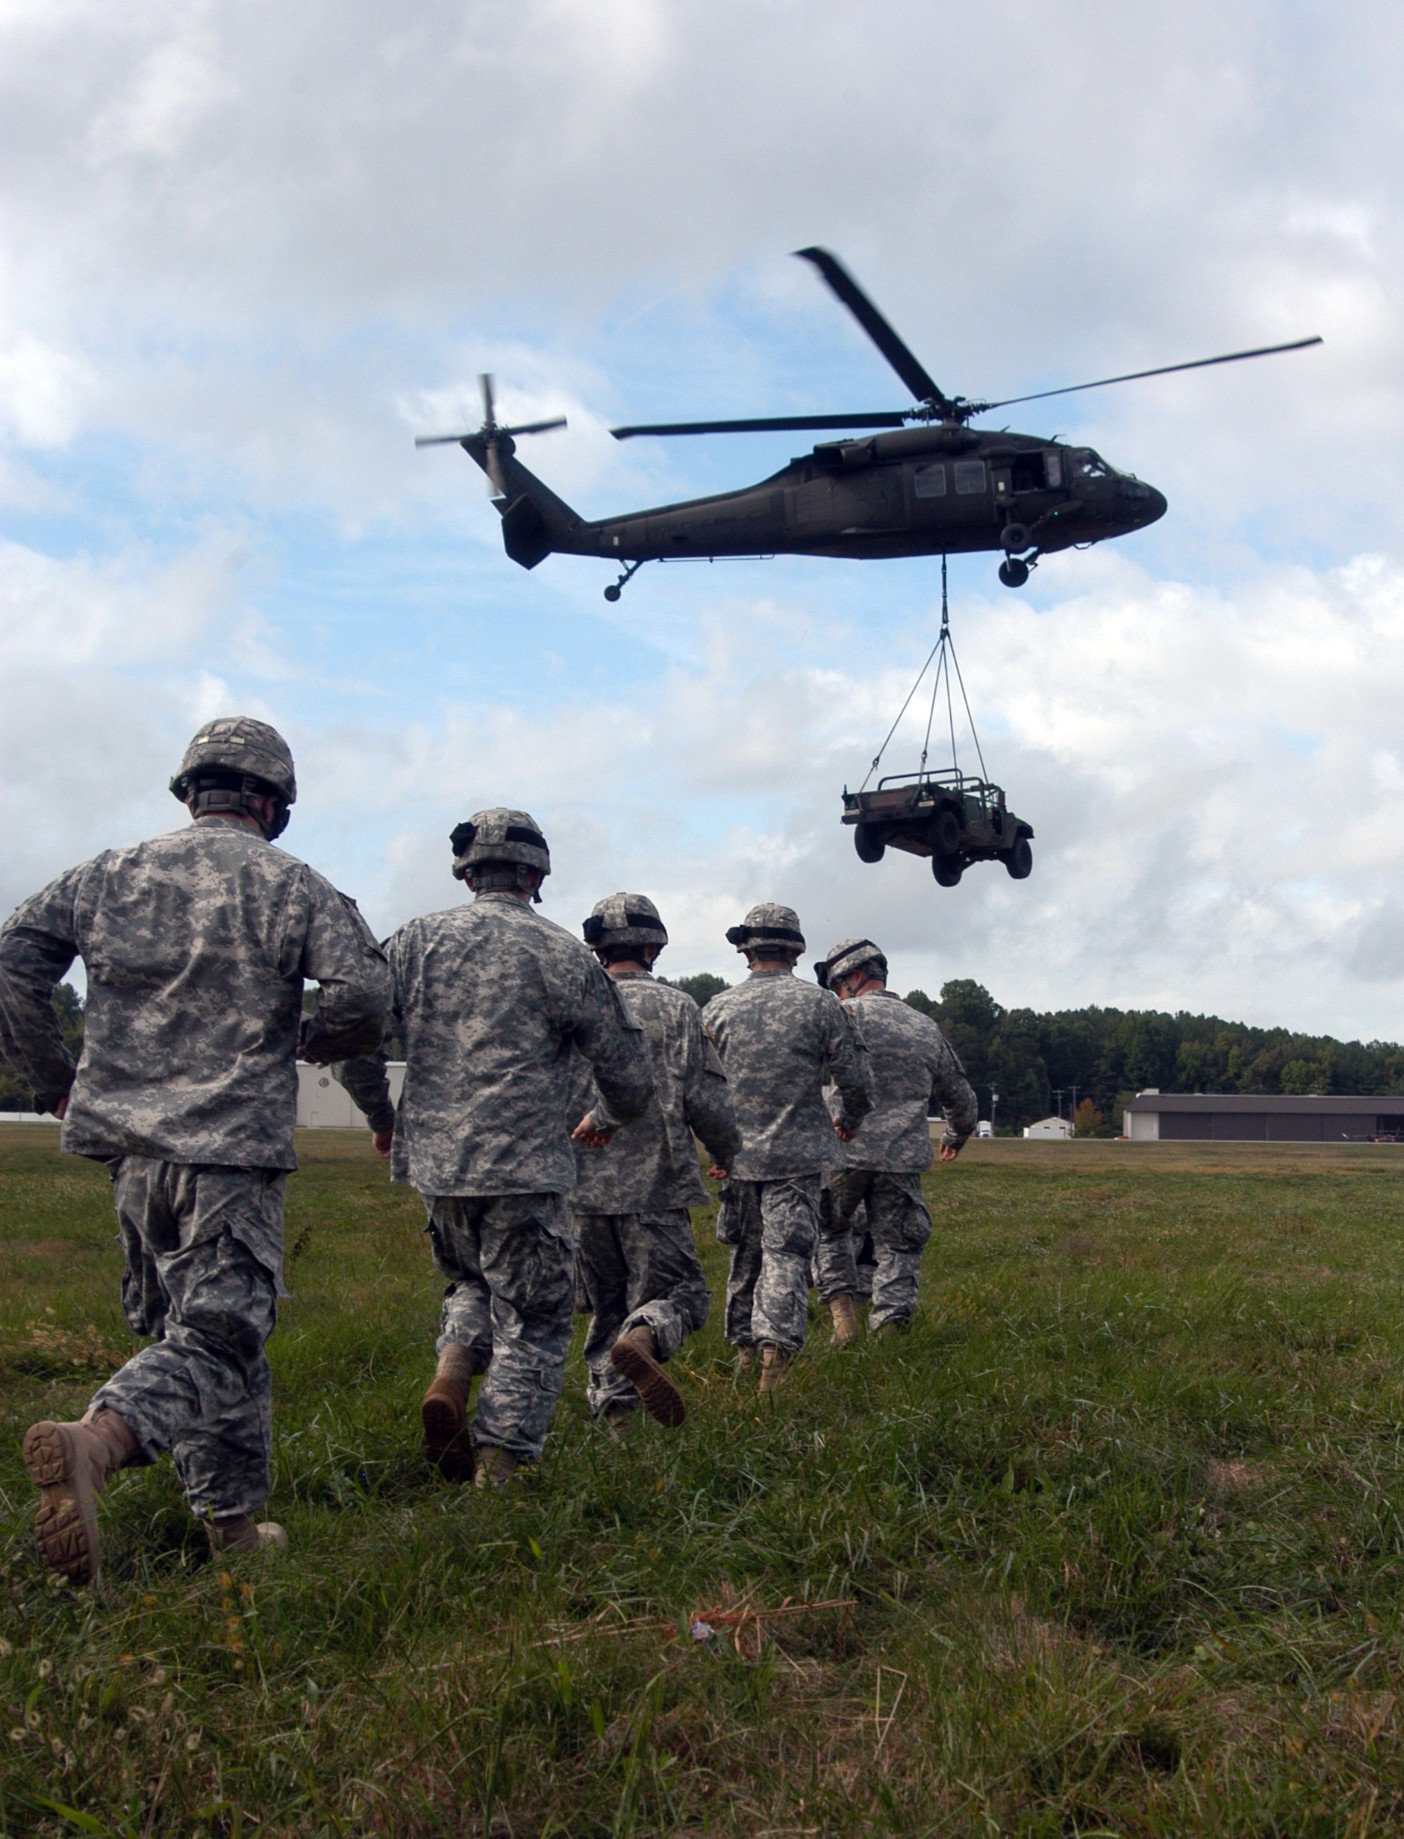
421, 1343, 479, 1483
473, 1445, 521, 1489
828, 1294, 860, 1348
206, 1514, 289, 1556
609, 1324, 686, 1428
757, 1343, 789, 1395
22, 1408, 140, 1586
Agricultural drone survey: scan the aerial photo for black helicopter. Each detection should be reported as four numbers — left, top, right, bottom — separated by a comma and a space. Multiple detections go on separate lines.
419, 249, 1320, 597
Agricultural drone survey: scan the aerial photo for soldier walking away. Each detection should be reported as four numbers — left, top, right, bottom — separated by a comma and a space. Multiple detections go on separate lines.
702, 905, 873, 1393
812, 938, 977, 1338
0, 719, 391, 1584
336, 811, 651, 1487
569, 894, 739, 1432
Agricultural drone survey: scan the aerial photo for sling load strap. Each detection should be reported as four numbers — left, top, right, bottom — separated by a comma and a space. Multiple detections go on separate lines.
859, 556, 989, 792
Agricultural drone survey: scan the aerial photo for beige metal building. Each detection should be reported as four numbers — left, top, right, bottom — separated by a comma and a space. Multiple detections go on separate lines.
297, 1062, 405, 1128
1122, 1091, 1404, 1142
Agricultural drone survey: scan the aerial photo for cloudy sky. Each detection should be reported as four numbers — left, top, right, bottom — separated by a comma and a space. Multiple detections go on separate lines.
2, 0, 1401, 1040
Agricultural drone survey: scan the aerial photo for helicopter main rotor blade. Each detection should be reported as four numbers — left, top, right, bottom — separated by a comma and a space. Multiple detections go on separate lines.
415, 432, 475, 446
612, 410, 907, 440
794, 247, 949, 411
481, 373, 496, 427
502, 416, 568, 437
980, 336, 1324, 414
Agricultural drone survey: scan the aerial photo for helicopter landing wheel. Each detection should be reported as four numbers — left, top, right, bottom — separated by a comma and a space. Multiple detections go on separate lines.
1000, 523, 1032, 555
604, 559, 645, 602
998, 557, 1030, 589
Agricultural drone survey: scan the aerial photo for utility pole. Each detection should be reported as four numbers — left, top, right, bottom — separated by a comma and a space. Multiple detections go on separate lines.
1052, 1087, 1063, 1119
990, 1087, 999, 1136
1069, 1083, 1080, 1120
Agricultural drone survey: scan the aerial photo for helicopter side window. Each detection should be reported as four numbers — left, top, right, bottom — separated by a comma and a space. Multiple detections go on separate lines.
913, 462, 946, 499
1070, 449, 1111, 479
1044, 450, 1063, 488
953, 459, 987, 495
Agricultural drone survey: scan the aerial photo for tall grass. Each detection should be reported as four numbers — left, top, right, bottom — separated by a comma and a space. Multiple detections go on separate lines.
4, 1129, 1404, 1835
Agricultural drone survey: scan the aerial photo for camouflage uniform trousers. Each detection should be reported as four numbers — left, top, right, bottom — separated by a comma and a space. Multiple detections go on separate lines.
89, 1159, 284, 1520
717, 1175, 824, 1354
809, 1197, 876, 1300
573, 1209, 709, 1417
425, 1192, 576, 1463
812, 1168, 931, 1329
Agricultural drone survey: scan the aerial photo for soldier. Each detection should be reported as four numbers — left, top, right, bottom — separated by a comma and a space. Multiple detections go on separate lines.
702, 904, 873, 1392
336, 811, 651, 1487
569, 893, 739, 1431
812, 938, 977, 1338
0, 719, 391, 1585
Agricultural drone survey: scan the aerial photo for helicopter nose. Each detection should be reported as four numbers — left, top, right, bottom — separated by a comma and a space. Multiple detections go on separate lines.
1119, 478, 1167, 526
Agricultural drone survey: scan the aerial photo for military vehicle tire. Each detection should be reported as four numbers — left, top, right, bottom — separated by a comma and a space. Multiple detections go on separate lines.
1000, 523, 1032, 555
998, 558, 1030, 589
932, 807, 962, 857
1005, 836, 1033, 879
932, 855, 963, 887
854, 825, 885, 864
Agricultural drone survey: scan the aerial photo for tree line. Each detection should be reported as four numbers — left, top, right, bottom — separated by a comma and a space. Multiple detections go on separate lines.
7, 976, 1403, 1136
671, 976, 1404, 1135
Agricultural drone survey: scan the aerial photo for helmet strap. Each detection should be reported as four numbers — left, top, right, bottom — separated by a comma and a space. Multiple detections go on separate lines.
187, 776, 287, 841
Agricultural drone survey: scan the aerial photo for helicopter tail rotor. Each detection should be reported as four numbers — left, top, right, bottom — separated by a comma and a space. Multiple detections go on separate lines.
415, 372, 567, 495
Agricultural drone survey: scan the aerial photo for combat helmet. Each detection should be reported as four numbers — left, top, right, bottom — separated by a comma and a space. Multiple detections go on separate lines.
814, 936, 887, 990
582, 893, 668, 954
725, 902, 806, 956
169, 717, 297, 839
450, 807, 551, 899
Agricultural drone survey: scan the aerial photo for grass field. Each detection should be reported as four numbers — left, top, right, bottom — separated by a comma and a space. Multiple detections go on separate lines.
4, 1127, 1404, 1836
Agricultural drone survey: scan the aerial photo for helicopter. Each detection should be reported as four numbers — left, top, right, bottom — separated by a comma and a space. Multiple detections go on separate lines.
418, 248, 1320, 597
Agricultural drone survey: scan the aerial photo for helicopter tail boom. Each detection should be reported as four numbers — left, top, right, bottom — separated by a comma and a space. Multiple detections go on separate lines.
458, 432, 588, 570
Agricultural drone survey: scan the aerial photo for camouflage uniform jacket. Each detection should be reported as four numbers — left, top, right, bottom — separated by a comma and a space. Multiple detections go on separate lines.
702, 970, 873, 1180
0, 818, 391, 1168
570, 971, 740, 1213
831, 989, 978, 1170
338, 893, 651, 1197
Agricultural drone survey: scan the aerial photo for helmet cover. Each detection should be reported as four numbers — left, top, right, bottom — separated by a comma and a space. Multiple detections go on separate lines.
582, 892, 668, 952
725, 902, 806, 954
815, 936, 887, 989
169, 717, 298, 806
450, 807, 551, 883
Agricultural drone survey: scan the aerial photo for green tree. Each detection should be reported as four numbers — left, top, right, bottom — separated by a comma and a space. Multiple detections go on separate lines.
665, 973, 729, 1008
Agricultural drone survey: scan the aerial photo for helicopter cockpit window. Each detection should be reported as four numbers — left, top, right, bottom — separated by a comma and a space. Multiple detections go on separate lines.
913, 462, 946, 499
953, 459, 987, 495
1070, 449, 1112, 479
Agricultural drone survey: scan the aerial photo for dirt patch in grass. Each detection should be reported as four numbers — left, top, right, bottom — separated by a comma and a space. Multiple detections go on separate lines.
1204, 1459, 1266, 1497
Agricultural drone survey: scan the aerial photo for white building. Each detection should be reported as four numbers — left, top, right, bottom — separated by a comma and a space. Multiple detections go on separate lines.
4, 1065, 406, 1130
1023, 1116, 1074, 1140
297, 1061, 405, 1128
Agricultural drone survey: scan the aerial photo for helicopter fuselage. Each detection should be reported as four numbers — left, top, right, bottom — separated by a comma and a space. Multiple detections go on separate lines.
473, 422, 1166, 580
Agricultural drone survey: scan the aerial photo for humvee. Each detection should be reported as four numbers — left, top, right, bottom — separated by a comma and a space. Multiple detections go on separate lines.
841, 769, 1033, 886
